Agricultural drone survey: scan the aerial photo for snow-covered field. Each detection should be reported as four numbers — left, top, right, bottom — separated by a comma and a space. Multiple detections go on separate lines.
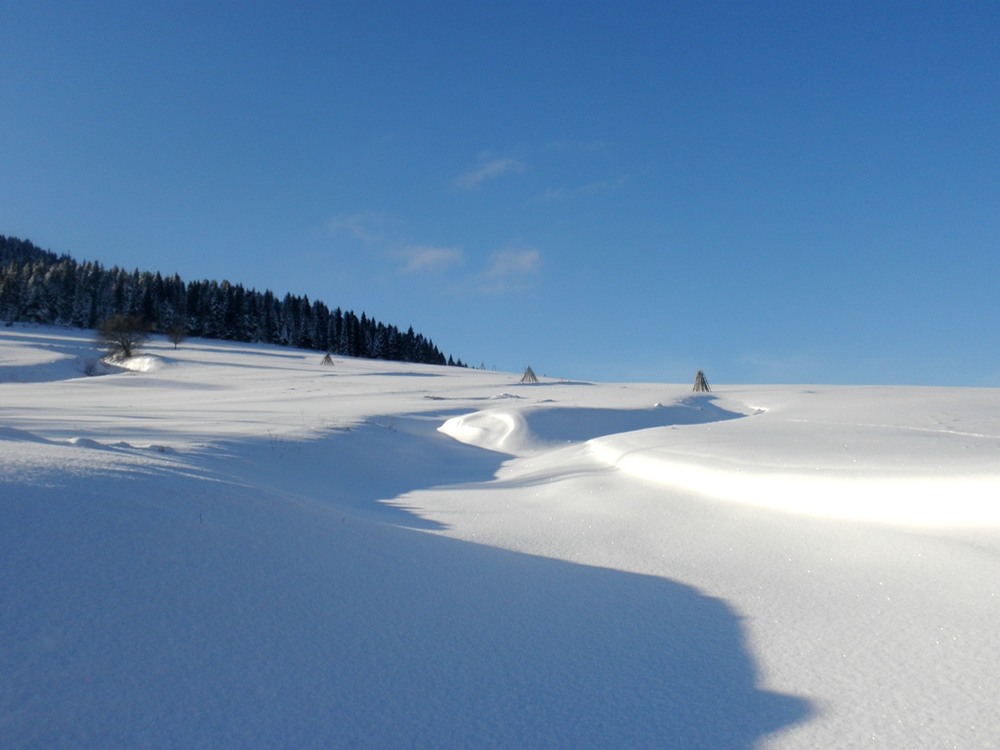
2, 325, 998, 749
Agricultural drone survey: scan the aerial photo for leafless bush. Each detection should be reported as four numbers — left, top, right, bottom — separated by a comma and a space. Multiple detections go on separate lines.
97, 315, 150, 360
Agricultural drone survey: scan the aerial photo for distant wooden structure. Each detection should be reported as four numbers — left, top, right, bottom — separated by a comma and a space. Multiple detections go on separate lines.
520, 366, 540, 384
692, 370, 711, 392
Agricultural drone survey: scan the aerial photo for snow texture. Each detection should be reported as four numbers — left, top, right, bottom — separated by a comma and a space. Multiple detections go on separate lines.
2, 325, 998, 748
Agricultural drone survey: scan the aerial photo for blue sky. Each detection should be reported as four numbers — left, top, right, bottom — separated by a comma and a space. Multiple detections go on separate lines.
2, 2, 998, 384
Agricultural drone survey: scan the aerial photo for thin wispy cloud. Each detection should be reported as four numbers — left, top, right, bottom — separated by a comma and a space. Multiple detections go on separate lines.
328, 212, 465, 278
540, 175, 628, 202
456, 156, 525, 189
486, 249, 540, 277
328, 211, 399, 245
397, 245, 463, 274
480, 248, 541, 293
328, 208, 536, 294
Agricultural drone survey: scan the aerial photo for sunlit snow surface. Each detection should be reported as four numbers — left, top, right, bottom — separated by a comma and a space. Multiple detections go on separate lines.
2, 325, 999, 748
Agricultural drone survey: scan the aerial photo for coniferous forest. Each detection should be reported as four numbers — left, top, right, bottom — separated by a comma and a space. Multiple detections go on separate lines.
0, 235, 462, 366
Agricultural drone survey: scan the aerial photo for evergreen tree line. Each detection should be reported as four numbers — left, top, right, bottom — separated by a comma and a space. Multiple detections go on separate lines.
0, 235, 463, 366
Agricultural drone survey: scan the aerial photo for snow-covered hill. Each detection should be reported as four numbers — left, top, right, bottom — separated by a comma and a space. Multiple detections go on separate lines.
3, 325, 998, 748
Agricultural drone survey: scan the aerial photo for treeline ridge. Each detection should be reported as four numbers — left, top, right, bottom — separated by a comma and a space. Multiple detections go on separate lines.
0, 235, 463, 366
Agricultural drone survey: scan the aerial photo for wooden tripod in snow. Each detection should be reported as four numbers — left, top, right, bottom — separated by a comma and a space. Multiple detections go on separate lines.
692, 370, 711, 392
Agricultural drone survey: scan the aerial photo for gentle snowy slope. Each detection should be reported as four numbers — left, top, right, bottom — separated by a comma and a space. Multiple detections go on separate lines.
2, 326, 998, 748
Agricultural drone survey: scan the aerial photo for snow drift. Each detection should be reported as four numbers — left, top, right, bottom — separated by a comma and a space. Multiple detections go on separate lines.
2, 325, 998, 749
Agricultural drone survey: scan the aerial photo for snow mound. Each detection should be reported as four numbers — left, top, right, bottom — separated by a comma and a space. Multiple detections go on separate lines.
117, 355, 164, 373
68, 437, 105, 449
440, 409, 529, 453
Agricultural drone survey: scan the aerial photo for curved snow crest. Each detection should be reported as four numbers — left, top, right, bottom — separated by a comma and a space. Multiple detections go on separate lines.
589, 434, 1000, 527
438, 396, 746, 456
440, 389, 1000, 527
439, 410, 532, 454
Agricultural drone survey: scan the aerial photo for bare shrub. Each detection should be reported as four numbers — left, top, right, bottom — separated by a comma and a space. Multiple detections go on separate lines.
167, 324, 188, 350
97, 315, 150, 360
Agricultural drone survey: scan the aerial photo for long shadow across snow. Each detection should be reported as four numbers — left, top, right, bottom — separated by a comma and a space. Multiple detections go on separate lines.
5, 401, 811, 746
0, 329, 103, 382
203, 409, 507, 531
3, 459, 812, 749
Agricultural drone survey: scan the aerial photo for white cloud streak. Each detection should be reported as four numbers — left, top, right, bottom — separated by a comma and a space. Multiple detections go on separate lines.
327, 211, 399, 245
478, 248, 541, 294
486, 249, 540, 278
398, 245, 464, 274
456, 156, 525, 189
540, 175, 628, 202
